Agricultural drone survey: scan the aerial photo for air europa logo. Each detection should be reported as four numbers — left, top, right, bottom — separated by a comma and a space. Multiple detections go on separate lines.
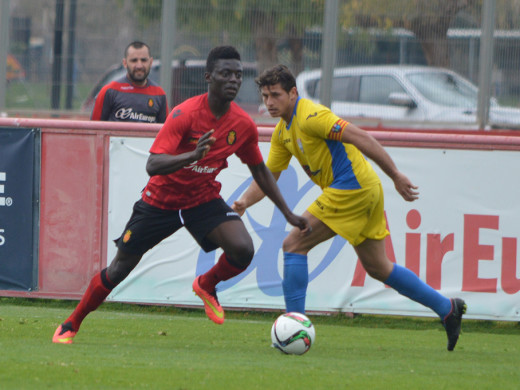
114, 108, 156, 123
0, 172, 13, 207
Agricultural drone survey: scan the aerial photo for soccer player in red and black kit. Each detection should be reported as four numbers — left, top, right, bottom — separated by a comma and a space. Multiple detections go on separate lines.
91, 41, 169, 123
53, 46, 310, 344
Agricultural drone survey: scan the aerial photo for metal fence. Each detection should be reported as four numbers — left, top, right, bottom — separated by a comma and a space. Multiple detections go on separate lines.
1, 0, 520, 128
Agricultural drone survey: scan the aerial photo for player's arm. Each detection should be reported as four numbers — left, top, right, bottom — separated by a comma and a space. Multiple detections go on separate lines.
232, 169, 281, 215
244, 162, 310, 232
146, 130, 215, 176
340, 122, 419, 201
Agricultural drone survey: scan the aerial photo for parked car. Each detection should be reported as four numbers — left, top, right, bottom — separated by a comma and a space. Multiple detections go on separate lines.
82, 59, 261, 114
296, 65, 520, 129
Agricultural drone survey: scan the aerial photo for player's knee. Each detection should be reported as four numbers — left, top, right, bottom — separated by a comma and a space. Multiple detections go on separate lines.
282, 235, 304, 254
363, 264, 387, 282
227, 243, 254, 268
107, 252, 142, 285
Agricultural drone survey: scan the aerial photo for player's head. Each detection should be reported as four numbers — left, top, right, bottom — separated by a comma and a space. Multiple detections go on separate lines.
205, 46, 241, 73
123, 41, 153, 86
205, 46, 243, 102
255, 64, 296, 93
256, 65, 298, 121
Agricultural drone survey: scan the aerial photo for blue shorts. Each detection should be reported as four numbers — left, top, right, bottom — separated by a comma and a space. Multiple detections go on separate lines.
114, 198, 241, 255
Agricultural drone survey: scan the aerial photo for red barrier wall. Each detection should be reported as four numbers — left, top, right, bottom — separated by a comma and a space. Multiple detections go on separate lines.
0, 117, 519, 299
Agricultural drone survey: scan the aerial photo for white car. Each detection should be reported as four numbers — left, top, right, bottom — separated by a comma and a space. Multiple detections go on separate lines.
296, 65, 520, 129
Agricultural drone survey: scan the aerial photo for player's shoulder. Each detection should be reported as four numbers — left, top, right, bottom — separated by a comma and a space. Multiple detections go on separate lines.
296, 98, 330, 118
167, 94, 206, 122
143, 79, 167, 95
100, 76, 133, 93
229, 102, 256, 125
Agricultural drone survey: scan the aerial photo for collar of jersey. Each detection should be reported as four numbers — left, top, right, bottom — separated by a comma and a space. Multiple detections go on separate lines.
285, 97, 300, 130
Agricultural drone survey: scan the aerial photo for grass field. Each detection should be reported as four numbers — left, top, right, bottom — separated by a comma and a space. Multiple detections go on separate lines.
1, 298, 519, 390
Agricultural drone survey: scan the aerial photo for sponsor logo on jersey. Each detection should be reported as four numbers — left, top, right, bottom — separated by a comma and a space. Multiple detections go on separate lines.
306, 112, 318, 120
297, 138, 304, 154
227, 130, 236, 145
115, 107, 156, 123
186, 164, 218, 174
148, 98, 154, 108
171, 109, 183, 118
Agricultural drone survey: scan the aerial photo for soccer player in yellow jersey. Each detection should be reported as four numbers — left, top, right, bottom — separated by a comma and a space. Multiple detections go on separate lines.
233, 65, 466, 351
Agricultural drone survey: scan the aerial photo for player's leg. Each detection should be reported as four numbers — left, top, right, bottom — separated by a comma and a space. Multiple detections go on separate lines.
52, 250, 142, 344
192, 218, 254, 324
53, 200, 183, 343
354, 238, 466, 350
354, 183, 466, 350
185, 198, 254, 324
281, 211, 335, 314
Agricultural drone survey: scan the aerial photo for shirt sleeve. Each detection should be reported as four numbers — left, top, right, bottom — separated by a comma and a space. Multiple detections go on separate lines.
266, 124, 293, 172
156, 93, 169, 124
235, 122, 264, 166
149, 110, 187, 155
302, 107, 349, 141
90, 85, 110, 121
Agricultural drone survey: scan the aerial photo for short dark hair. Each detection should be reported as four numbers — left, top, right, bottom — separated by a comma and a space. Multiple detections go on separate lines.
256, 65, 296, 93
205, 46, 241, 73
124, 41, 151, 57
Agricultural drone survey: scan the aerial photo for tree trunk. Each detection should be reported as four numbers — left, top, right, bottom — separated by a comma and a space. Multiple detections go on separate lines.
251, 11, 278, 73
406, 0, 476, 67
287, 23, 304, 75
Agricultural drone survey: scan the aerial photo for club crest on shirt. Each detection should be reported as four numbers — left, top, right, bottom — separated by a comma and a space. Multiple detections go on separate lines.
148, 98, 154, 108
123, 229, 132, 243
227, 130, 237, 145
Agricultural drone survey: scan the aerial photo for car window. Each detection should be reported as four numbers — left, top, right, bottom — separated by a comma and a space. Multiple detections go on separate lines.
359, 75, 406, 105
407, 72, 476, 108
304, 79, 319, 98
313, 76, 359, 102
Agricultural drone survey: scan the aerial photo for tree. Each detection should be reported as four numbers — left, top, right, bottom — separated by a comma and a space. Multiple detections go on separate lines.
341, 0, 479, 67
174, 0, 323, 73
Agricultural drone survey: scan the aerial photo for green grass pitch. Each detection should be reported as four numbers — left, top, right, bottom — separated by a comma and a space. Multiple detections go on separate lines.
0, 298, 519, 389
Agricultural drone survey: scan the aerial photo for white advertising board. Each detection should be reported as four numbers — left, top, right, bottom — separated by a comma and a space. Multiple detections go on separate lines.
107, 137, 520, 320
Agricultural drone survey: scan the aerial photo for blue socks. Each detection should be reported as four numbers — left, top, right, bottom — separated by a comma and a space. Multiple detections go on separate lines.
282, 252, 308, 314
384, 263, 452, 319
282, 254, 451, 319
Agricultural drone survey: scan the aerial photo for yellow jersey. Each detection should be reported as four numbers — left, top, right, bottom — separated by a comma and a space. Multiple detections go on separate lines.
267, 98, 380, 190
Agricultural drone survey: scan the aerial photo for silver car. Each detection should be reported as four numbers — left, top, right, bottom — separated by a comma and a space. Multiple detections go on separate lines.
296, 65, 520, 129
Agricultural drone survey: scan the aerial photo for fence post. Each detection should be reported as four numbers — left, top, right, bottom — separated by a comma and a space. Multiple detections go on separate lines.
477, 0, 496, 130
0, 0, 11, 112
319, 0, 339, 109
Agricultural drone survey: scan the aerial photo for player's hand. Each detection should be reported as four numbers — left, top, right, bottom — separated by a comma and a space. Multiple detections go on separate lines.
286, 213, 311, 235
232, 199, 247, 216
393, 172, 419, 201
195, 129, 216, 160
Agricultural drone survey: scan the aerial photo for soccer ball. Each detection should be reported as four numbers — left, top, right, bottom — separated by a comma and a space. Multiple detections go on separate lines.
271, 312, 315, 355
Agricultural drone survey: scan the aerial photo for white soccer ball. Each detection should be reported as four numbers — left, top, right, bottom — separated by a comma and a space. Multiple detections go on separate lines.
271, 312, 316, 355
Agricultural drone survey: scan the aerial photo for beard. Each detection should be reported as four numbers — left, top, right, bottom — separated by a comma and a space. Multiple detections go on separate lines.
128, 68, 150, 84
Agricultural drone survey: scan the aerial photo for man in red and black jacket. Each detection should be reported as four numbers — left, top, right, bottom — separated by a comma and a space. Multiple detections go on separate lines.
91, 41, 169, 123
